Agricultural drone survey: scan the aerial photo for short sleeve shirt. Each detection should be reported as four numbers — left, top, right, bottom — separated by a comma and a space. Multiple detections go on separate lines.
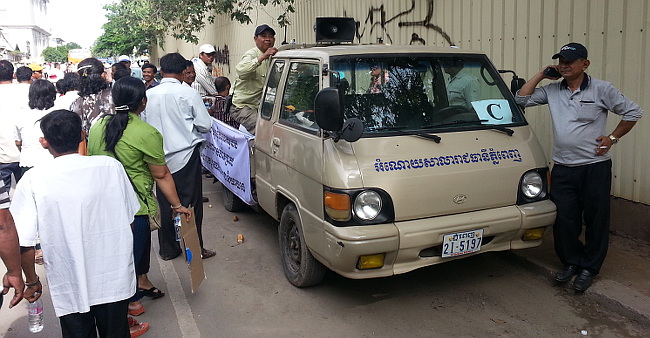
70, 88, 115, 137
10, 154, 139, 317
88, 112, 166, 215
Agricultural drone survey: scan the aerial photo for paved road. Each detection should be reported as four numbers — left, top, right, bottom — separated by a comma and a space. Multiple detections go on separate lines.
1, 179, 647, 337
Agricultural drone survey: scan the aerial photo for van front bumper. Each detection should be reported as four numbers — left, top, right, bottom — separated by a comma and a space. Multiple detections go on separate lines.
315, 200, 556, 279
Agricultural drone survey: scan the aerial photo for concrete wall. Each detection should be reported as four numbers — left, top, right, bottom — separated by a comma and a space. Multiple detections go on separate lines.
152, 0, 650, 239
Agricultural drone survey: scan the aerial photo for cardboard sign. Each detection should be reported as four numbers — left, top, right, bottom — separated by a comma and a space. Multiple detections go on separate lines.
180, 207, 205, 293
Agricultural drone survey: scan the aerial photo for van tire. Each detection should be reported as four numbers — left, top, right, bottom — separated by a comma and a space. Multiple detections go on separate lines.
221, 183, 244, 212
279, 203, 326, 287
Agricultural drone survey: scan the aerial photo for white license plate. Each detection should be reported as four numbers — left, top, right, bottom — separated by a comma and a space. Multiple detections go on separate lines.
441, 229, 484, 258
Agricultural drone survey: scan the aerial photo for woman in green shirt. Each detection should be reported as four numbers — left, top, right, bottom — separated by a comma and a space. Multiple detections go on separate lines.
88, 77, 191, 319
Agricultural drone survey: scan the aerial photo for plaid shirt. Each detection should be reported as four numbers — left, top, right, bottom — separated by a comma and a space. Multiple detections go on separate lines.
210, 95, 240, 129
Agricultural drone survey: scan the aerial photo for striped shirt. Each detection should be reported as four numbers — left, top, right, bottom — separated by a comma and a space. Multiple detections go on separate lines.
0, 184, 9, 209
191, 59, 217, 97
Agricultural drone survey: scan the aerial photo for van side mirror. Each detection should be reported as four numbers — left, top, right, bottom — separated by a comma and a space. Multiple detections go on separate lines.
511, 77, 526, 95
314, 87, 344, 131
498, 69, 526, 96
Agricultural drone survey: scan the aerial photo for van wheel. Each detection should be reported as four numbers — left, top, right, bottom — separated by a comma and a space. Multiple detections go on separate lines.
279, 203, 326, 287
221, 183, 244, 212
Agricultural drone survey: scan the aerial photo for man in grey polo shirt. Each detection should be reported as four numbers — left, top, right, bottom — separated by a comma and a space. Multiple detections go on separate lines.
516, 42, 643, 292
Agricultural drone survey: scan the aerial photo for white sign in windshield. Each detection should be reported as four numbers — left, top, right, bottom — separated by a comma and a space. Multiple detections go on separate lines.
472, 99, 513, 125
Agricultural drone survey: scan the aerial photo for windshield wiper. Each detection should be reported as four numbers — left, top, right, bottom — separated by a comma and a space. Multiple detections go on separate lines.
369, 125, 442, 143
423, 120, 515, 137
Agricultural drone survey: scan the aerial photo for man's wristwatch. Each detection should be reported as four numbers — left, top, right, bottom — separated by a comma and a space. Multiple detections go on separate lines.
608, 134, 619, 144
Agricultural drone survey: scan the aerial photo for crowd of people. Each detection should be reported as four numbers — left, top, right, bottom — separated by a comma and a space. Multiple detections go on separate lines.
0, 23, 278, 337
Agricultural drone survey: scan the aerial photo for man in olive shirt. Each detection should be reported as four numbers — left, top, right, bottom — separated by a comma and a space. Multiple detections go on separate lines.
229, 24, 278, 134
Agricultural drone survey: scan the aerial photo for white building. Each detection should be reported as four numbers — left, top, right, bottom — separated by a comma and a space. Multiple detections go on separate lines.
0, 0, 52, 62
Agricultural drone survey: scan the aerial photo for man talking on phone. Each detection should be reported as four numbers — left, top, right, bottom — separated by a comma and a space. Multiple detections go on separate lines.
516, 42, 643, 292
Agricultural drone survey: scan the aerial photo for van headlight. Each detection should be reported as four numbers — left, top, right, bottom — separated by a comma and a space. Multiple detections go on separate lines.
521, 171, 543, 199
324, 187, 394, 226
517, 168, 550, 205
354, 190, 382, 220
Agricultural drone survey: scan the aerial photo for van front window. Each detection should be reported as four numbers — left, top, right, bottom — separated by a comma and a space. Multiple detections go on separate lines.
330, 55, 526, 135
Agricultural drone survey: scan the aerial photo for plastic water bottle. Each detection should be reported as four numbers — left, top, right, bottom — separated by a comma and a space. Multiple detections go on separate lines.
174, 215, 181, 242
28, 297, 44, 333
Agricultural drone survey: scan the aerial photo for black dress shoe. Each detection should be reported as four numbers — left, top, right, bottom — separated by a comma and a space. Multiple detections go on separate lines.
554, 265, 579, 283
573, 270, 596, 292
159, 251, 181, 261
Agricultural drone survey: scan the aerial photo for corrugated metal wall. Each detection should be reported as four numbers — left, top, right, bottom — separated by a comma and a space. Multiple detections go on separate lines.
153, 0, 649, 205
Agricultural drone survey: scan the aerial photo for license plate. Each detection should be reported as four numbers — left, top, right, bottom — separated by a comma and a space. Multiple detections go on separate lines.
442, 229, 484, 258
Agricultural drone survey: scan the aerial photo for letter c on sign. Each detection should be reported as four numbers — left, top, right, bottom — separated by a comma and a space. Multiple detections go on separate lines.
486, 104, 503, 120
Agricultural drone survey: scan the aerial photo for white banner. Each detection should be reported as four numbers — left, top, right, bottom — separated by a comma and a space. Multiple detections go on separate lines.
200, 118, 256, 205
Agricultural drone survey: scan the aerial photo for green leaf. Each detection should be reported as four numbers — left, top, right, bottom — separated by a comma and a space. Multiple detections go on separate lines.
95, 0, 294, 51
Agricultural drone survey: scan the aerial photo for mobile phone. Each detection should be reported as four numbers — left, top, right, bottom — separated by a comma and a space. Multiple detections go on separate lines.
544, 67, 561, 78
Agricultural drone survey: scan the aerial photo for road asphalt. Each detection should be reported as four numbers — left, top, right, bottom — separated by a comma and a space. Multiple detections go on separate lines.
1, 177, 649, 335
510, 228, 650, 327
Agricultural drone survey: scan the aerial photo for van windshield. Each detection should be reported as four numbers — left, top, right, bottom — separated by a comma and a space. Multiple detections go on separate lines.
330, 55, 526, 135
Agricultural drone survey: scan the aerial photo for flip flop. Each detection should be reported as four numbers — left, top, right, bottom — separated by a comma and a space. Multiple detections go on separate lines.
128, 317, 149, 338
138, 287, 165, 299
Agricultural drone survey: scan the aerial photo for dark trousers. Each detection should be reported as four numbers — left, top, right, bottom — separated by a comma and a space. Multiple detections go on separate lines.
132, 215, 151, 275
0, 162, 21, 193
59, 298, 129, 338
157, 146, 205, 258
129, 215, 150, 302
550, 160, 611, 274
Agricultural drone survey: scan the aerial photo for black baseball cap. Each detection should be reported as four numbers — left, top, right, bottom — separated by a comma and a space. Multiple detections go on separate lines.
254, 24, 276, 36
552, 42, 588, 61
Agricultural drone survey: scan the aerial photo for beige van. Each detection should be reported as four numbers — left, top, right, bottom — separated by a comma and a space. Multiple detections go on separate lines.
221, 43, 556, 287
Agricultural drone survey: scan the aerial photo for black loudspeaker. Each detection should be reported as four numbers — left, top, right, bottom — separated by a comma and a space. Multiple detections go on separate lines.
314, 17, 355, 43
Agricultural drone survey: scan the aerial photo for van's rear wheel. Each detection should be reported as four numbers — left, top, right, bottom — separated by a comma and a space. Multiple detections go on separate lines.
279, 203, 326, 287
221, 183, 245, 212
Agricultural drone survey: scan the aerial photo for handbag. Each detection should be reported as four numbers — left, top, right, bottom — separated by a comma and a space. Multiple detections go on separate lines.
113, 151, 161, 231
129, 179, 161, 231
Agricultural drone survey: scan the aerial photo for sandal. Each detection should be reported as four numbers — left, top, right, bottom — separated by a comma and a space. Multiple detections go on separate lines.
138, 286, 165, 299
128, 302, 145, 316
128, 317, 149, 338
34, 249, 44, 265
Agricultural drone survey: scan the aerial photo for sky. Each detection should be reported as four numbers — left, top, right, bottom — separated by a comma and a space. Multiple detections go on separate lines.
47, 0, 112, 49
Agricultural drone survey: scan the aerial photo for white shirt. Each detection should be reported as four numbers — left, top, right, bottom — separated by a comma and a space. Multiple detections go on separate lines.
0, 83, 27, 163
11, 154, 139, 317
191, 58, 217, 96
47, 68, 65, 83
53, 91, 80, 110
142, 77, 212, 173
14, 108, 55, 168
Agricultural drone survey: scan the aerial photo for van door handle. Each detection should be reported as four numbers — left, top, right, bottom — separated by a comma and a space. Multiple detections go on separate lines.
272, 137, 280, 154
